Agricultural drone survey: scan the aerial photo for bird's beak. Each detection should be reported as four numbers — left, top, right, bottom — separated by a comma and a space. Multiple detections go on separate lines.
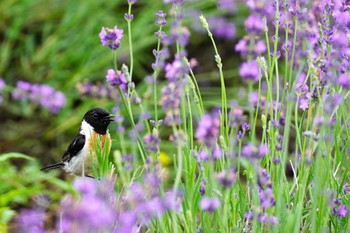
105, 114, 115, 122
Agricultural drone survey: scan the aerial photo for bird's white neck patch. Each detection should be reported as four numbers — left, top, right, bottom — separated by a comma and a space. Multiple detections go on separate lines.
80, 120, 94, 136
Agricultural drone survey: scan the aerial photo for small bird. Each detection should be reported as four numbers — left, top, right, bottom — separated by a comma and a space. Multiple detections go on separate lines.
41, 107, 114, 176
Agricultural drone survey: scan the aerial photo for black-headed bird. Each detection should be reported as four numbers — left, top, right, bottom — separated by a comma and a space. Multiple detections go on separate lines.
41, 108, 113, 176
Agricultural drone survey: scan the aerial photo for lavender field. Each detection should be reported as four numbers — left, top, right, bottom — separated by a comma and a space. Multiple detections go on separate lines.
1, 0, 350, 232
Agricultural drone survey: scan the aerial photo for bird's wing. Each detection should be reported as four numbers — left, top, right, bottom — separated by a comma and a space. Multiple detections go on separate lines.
62, 133, 86, 162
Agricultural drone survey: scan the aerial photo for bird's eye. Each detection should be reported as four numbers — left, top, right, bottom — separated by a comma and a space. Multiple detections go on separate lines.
93, 113, 99, 119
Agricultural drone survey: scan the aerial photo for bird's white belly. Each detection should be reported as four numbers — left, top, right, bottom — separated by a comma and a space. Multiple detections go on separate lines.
64, 140, 93, 176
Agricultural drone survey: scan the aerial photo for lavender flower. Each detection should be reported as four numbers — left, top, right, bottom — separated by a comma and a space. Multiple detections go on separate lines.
12, 81, 66, 113
332, 199, 348, 218
156, 10, 167, 25
207, 16, 236, 40
244, 211, 278, 225
244, 15, 266, 34
259, 188, 276, 209
196, 113, 220, 148
124, 13, 134, 21
338, 73, 350, 89
106, 68, 128, 91
159, 82, 182, 125
58, 176, 182, 232
212, 145, 222, 160
257, 168, 272, 189
160, 57, 188, 125
235, 38, 266, 57
216, 168, 236, 188
17, 209, 45, 233
242, 143, 269, 160
200, 180, 206, 196
165, 57, 189, 81
99, 26, 124, 50
76, 81, 118, 100
143, 129, 160, 153
239, 60, 260, 83
217, 0, 236, 12
228, 106, 245, 127
200, 196, 220, 212
58, 178, 117, 232
242, 122, 251, 131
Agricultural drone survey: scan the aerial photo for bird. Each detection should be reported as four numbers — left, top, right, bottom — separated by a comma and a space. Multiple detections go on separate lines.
41, 107, 114, 176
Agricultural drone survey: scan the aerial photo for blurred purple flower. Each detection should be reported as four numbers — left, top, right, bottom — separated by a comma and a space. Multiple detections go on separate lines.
239, 60, 260, 83
242, 143, 269, 160
143, 130, 160, 152
199, 149, 210, 161
338, 73, 350, 89
244, 15, 266, 34
216, 168, 236, 188
196, 113, 220, 148
212, 146, 222, 160
235, 39, 266, 57
76, 81, 118, 100
12, 81, 66, 113
245, 211, 278, 225
106, 69, 128, 91
58, 176, 182, 232
259, 188, 276, 209
207, 16, 236, 40
58, 178, 117, 232
298, 93, 310, 111
17, 209, 45, 233
200, 196, 220, 212
99, 26, 124, 50
217, 0, 236, 12
159, 82, 183, 125
229, 107, 245, 127
165, 58, 189, 81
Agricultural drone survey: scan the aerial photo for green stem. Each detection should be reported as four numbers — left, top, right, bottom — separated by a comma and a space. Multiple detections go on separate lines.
127, 3, 134, 80
117, 86, 146, 163
203, 20, 228, 144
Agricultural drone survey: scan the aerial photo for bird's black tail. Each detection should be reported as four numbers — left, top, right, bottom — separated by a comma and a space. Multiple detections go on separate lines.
41, 162, 64, 171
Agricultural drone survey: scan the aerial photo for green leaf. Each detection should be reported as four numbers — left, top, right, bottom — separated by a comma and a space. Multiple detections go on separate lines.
0, 153, 34, 162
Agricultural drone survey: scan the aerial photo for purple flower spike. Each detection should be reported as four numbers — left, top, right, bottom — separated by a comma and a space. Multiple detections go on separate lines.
244, 15, 266, 34
338, 73, 350, 89
106, 69, 128, 91
11, 81, 66, 113
239, 60, 260, 83
216, 168, 236, 188
200, 196, 220, 212
99, 26, 124, 50
156, 10, 167, 25
17, 209, 45, 233
196, 113, 220, 148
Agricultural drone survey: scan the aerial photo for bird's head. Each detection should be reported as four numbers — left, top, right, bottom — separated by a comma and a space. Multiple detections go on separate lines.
83, 108, 114, 134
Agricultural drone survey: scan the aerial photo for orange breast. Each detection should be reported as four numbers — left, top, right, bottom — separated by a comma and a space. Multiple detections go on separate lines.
89, 132, 111, 151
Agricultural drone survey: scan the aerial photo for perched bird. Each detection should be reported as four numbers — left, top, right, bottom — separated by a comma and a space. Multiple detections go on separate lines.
41, 107, 114, 176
